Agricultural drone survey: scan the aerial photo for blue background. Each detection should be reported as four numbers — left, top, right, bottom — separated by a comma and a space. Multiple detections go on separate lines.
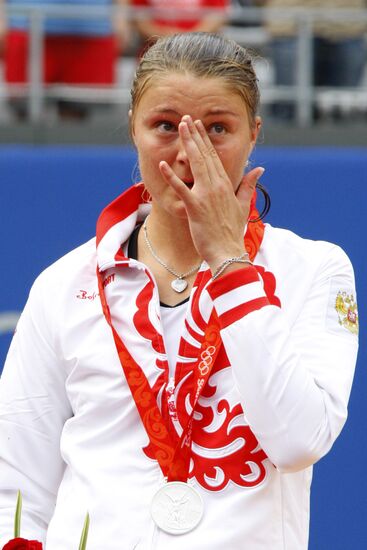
0, 145, 366, 548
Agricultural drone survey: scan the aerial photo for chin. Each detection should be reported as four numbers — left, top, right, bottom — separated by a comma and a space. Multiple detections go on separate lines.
169, 200, 188, 220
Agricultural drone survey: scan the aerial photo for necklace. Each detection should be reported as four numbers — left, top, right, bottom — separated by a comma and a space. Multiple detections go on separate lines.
142, 217, 201, 293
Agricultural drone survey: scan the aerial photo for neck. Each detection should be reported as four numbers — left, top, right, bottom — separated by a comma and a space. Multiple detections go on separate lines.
137, 205, 202, 305
141, 205, 201, 271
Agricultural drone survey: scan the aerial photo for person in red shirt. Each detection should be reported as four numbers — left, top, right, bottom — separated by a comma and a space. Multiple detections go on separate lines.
0, 0, 130, 119
132, 0, 229, 43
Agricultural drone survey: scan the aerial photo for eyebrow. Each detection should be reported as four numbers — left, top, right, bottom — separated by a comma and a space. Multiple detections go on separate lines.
149, 108, 183, 117
205, 108, 239, 117
151, 107, 240, 118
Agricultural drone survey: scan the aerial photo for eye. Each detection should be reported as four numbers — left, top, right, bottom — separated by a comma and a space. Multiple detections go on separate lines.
208, 123, 226, 135
156, 121, 176, 133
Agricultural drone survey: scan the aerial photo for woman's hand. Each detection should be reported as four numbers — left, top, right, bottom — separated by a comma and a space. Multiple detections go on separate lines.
159, 115, 264, 272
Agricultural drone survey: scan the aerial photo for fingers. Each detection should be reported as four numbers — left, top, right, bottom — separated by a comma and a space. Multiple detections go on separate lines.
236, 166, 265, 214
178, 117, 211, 187
192, 118, 228, 182
178, 115, 228, 187
159, 160, 196, 210
160, 114, 265, 224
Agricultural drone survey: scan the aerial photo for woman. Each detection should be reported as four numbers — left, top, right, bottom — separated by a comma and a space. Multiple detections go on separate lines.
0, 32, 358, 549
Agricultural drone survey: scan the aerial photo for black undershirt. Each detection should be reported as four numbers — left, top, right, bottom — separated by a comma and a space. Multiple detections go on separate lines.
127, 224, 190, 309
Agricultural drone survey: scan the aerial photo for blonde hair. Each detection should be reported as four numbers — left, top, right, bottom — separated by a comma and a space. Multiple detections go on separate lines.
130, 32, 260, 128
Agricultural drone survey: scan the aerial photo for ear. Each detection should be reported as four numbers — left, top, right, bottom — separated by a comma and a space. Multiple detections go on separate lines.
249, 116, 262, 154
129, 109, 136, 144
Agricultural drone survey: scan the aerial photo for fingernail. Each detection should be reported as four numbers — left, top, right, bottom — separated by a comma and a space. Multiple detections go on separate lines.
258, 167, 265, 178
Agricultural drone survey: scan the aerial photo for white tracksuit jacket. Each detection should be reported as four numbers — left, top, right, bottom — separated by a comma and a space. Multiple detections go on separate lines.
0, 185, 359, 549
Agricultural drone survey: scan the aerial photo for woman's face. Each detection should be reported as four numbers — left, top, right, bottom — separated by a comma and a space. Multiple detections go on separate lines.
131, 72, 261, 218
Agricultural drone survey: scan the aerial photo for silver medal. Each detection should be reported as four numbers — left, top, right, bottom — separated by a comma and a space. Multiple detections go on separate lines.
151, 481, 204, 535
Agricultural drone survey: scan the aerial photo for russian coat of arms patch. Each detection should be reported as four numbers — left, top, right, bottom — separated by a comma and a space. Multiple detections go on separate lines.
335, 291, 359, 335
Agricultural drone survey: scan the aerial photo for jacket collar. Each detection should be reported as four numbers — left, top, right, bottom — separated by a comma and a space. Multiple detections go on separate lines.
96, 183, 264, 271
96, 183, 150, 270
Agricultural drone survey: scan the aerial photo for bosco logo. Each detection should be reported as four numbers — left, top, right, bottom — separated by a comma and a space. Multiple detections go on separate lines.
198, 345, 216, 376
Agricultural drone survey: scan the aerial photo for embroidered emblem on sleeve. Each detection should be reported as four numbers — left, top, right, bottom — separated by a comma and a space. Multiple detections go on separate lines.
335, 291, 359, 335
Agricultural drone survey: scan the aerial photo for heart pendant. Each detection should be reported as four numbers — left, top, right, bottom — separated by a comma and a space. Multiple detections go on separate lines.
171, 278, 188, 293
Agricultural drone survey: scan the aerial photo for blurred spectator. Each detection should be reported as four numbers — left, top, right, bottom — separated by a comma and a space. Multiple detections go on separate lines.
132, 0, 230, 45
0, 0, 130, 119
262, 0, 367, 120
231, 0, 258, 26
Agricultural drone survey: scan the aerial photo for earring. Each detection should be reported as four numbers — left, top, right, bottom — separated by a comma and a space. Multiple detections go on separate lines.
131, 161, 142, 186
141, 186, 152, 203
249, 182, 271, 223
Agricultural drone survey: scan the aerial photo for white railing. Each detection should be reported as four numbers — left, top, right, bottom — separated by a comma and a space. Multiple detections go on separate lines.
1, 5, 367, 126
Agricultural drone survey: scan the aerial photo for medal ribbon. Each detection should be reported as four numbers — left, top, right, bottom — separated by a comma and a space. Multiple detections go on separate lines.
165, 313, 222, 481
97, 196, 265, 483
98, 270, 222, 482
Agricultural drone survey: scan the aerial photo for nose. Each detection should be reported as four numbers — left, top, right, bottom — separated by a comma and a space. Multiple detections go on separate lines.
176, 135, 190, 165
